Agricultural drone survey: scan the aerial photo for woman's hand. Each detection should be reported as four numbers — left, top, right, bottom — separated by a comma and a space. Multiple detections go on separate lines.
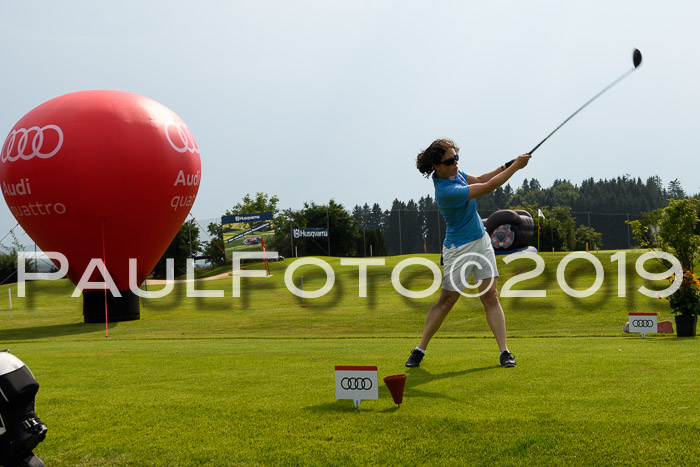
512, 153, 532, 170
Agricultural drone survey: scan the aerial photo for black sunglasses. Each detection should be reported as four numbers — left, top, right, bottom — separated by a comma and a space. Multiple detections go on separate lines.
438, 154, 459, 166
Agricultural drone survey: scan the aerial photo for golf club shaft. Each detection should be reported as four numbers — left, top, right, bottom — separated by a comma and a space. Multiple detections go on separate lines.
528, 66, 636, 155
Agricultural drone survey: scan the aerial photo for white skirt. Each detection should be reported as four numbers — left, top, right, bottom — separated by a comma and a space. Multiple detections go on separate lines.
441, 233, 499, 292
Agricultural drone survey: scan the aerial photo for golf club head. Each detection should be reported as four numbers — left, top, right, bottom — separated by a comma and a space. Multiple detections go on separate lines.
633, 48, 642, 68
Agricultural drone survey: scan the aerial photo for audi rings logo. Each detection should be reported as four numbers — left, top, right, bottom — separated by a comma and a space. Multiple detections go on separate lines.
340, 377, 373, 391
164, 121, 199, 154
632, 320, 655, 327
2, 125, 64, 163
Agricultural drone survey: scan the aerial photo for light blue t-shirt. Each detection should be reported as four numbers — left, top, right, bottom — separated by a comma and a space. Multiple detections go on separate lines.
433, 170, 486, 248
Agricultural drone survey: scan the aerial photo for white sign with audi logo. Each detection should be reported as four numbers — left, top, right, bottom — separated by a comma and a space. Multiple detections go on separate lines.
628, 313, 658, 337
335, 365, 378, 408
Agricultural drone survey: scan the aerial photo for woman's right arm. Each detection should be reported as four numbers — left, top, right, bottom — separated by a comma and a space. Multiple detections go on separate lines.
467, 154, 531, 201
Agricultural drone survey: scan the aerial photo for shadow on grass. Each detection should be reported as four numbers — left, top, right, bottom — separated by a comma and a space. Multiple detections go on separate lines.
0, 322, 117, 341
403, 365, 498, 401
406, 365, 497, 384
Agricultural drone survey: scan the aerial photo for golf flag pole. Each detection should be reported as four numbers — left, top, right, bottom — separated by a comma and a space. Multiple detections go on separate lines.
537, 209, 545, 252
551, 214, 554, 252
261, 239, 270, 277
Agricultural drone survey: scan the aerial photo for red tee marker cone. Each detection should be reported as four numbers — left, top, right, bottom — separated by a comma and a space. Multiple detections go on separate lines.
383, 374, 407, 405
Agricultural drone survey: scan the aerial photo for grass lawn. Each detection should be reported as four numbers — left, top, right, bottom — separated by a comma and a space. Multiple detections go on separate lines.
0, 251, 697, 465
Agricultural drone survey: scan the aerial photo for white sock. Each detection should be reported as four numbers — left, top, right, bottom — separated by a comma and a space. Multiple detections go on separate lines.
415, 346, 426, 354
500, 349, 510, 355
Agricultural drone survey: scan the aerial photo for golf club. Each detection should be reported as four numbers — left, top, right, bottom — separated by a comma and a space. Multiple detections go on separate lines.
528, 48, 642, 155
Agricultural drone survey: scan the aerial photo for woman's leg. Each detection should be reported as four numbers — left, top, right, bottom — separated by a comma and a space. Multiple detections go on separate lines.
478, 278, 507, 351
417, 288, 461, 350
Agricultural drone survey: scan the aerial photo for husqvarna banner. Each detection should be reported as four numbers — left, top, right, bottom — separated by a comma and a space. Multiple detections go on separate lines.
221, 212, 273, 224
222, 212, 274, 253
293, 228, 328, 239
227, 222, 272, 243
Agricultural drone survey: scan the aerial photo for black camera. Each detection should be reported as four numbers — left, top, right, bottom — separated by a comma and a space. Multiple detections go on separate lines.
0, 350, 47, 467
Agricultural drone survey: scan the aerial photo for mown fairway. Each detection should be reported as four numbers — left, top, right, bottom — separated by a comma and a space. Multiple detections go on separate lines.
0, 251, 697, 465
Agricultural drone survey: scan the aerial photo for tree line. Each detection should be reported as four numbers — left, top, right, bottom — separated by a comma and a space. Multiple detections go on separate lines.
151, 176, 697, 277
348, 175, 694, 254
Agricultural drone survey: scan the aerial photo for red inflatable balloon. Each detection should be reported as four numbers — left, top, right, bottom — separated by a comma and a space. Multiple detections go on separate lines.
0, 90, 201, 321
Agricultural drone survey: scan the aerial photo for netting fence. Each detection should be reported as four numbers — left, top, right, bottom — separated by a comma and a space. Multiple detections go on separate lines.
362, 209, 643, 257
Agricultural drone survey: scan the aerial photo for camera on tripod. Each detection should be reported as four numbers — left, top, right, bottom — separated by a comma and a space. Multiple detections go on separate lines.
0, 350, 47, 467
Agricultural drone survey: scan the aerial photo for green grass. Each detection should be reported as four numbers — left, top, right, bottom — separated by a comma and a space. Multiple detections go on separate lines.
0, 250, 678, 340
0, 251, 697, 465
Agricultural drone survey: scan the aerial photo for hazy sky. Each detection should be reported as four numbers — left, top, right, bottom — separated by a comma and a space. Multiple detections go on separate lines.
1, 0, 698, 246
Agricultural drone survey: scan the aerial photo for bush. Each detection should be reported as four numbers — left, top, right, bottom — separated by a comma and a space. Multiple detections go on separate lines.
658, 198, 700, 272
0, 232, 34, 285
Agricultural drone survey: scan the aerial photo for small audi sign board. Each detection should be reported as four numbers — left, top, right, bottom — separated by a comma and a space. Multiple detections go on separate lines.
628, 313, 658, 338
335, 366, 378, 408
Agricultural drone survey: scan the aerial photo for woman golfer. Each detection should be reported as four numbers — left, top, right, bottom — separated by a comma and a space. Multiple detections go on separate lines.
405, 139, 531, 368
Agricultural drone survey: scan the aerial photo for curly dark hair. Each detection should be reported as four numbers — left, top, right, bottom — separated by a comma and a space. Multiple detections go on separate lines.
416, 138, 459, 178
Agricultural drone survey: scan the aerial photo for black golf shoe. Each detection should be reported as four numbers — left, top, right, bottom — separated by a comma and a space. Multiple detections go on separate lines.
405, 348, 425, 368
500, 350, 516, 368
